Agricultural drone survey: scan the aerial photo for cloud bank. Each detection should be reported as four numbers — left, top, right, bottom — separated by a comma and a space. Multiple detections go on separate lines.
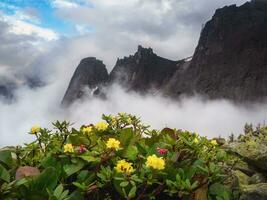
1, 83, 267, 147
1, 0, 265, 147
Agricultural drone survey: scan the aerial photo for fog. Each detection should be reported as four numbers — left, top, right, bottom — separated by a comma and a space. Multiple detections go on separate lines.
0, 0, 264, 147
1, 81, 267, 147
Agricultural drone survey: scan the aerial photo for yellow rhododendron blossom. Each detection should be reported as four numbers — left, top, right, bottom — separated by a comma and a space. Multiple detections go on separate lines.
193, 138, 199, 143
111, 116, 117, 126
30, 125, 41, 134
146, 155, 165, 170
127, 118, 132, 124
82, 126, 93, 135
64, 143, 74, 153
106, 138, 120, 150
95, 121, 109, 131
115, 160, 134, 174
211, 140, 218, 146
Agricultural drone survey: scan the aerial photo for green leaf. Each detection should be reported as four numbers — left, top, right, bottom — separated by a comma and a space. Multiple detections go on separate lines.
68, 134, 90, 146
119, 128, 134, 147
54, 184, 64, 198
63, 161, 84, 177
77, 170, 89, 182
26, 167, 58, 197
0, 164, 10, 182
69, 190, 84, 200
209, 183, 231, 200
73, 182, 87, 191
120, 181, 129, 187
123, 146, 138, 161
0, 150, 13, 168
128, 185, 137, 199
79, 155, 100, 163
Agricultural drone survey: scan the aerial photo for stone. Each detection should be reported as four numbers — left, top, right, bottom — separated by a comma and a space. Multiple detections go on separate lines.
248, 173, 267, 184
228, 140, 267, 172
15, 166, 40, 180
234, 170, 250, 186
240, 183, 267, 200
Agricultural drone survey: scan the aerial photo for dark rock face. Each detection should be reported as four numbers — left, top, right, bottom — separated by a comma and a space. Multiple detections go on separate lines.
110, 45, 180, 93
165, 1, 267, 101
62, 57, 109, 106
62, 1, 267, 104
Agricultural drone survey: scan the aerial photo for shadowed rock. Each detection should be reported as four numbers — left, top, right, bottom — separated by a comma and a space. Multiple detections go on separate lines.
164, 0, 267, 101
62, 1, 267, 105
62, 57, 109, 106
110, 45, 180, 94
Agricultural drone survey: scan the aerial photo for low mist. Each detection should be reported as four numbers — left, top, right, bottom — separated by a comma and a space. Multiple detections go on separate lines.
1, 82, 267, 147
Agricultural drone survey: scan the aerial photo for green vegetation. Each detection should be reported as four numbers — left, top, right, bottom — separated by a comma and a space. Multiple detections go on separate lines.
0, 113, 237, 200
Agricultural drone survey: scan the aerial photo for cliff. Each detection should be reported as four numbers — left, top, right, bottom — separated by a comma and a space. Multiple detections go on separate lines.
62, 57, 109, 106
164, 0, 267, 101
62, 0, 267, 105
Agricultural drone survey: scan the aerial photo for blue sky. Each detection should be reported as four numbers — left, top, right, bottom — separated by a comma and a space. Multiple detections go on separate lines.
0, 0, 92, 37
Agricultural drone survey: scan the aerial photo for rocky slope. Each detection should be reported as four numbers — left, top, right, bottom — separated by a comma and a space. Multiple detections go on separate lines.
62, 0, 267, 105
62, 57, 109, 106
164, 0, 267, 101
109, 45, 181, 93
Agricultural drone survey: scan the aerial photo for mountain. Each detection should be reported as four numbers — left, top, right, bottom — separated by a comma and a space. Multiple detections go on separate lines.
62, 57, 109, 106
164, 0, 267, 101
62, 0, 267, 105
109, 45, 181, 93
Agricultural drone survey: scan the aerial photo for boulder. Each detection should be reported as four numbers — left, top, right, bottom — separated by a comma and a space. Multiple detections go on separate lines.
228, 140, 267, 172
15, 166, 40, 180
248, 173, 267, 184
240, 183, 267, 200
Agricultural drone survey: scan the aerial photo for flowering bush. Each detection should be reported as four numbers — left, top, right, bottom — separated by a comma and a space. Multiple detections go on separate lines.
0, 113, 232, 200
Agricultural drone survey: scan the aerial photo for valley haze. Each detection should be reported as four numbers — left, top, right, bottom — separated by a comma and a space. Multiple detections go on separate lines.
1, 0, 266, 147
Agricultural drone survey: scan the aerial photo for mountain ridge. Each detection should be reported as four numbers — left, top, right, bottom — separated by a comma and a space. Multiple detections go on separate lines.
62, 0, 267, 105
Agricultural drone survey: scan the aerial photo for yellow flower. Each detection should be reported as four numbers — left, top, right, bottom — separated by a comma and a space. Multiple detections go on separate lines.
193, 138, 199, 143
210, 140, 218, 146
119, 112, 126, 116
115, 160, 134, 174
111, 116, 117, 126
127, 118, 132, 124
30, 125, 41, 134
95, 121, 109, 131
106, 138, 120, 150
64, 143, 74, 153
82, 126, 93, 135
146, 155, 165, 170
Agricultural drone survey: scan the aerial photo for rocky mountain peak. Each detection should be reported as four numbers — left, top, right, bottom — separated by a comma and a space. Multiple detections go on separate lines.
109, 45, 179, 92
164, 0, 267, 101
61, 57, 109, 106
62, 0, 267, 105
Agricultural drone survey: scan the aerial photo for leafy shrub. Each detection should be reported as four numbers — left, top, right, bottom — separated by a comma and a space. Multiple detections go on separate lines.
0, 113, 232, 200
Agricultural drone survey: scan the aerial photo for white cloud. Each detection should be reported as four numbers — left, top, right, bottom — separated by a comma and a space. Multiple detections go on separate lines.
52, 0, 248, 60
51, 0, 80, 8
1, 83, 267, 147
1, 0, 264, 147
4, 17, 57, 41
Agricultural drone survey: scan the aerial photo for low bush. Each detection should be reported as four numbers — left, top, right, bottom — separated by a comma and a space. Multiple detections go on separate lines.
0, 113, 232, 200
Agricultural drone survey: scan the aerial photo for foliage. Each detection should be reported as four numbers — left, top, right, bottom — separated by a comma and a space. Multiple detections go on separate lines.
0, 113, 232, 200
